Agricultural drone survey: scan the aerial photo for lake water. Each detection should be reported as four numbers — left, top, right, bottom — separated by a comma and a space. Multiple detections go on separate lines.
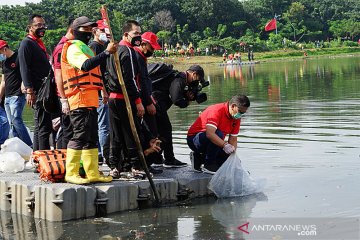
2, 55, 360, 239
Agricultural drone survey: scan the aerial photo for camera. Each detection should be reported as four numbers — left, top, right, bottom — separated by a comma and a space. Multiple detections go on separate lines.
185, 80, 210, 104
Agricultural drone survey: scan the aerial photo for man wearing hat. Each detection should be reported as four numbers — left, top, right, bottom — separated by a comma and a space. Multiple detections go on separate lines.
0, 40, 32, 147
151, 64, 206, 168
134, 32, 163, 174
60, 16, 117, 184
89, 19, 111, 167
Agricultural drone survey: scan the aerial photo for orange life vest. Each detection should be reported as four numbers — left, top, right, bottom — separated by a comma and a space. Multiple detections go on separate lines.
61, 40, 103, 97
32, 149, 67, 182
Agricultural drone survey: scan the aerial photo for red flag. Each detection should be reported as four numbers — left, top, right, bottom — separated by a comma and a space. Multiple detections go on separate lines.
265, 18, 277, 31
100, 6, 111, 37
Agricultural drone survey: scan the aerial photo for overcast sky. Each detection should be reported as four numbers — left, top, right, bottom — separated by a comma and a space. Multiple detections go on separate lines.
0, 0, 41, 6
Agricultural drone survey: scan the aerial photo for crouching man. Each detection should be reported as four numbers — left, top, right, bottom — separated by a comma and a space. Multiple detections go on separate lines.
61, 16, 117, 184
186, 95, 250, 174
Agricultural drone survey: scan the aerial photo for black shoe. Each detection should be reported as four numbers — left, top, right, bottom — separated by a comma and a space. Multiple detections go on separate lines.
163, 158, 187, 168
148, 166, 163, 174
202, 163, 219, 175
190, 151, 203, 173
151, 155, 164, 167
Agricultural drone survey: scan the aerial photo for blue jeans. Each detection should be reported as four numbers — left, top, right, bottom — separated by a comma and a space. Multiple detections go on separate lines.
97, 97, 110, 161
4, 95, 32, 147
0, 106, 10, 145
187, 130, 229, 166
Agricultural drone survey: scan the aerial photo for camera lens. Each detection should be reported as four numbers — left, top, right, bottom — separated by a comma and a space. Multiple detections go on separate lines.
196, 93, 207, 104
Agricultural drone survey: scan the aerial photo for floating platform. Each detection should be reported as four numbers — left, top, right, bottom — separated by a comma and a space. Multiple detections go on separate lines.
219, 61, 260, 66
0, 166, 213, 222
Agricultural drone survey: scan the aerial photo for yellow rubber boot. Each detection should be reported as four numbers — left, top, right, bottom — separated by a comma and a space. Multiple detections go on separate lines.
82, 149, 112, 183
65, 149, 90, 184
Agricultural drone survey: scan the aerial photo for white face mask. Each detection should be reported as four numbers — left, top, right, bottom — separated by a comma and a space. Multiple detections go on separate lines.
0, 54, 6, 61
99, 33, 108, 43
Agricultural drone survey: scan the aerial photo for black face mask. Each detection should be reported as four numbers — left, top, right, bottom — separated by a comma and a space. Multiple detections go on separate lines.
130, 35, 142, 46
35, 28, 46, 38
144, 51, 154, 57
73, 30, 92, 45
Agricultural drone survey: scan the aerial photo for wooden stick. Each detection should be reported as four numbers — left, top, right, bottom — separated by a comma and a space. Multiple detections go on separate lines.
100, 5, 160, 205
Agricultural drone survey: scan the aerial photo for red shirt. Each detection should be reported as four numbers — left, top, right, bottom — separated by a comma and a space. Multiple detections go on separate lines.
187, 102, 241, 138
52, 36, 68, 70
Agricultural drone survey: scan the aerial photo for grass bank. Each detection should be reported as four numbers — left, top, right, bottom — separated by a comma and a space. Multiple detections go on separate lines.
150, 47, 360, 66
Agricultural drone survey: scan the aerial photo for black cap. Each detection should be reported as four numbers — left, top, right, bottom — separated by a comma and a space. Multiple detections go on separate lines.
188, 65, 205, 82
71, 16, 97, 30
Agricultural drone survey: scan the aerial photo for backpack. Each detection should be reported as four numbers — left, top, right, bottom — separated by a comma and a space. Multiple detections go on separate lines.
32, 149, 67, 182
37, 69, 61, 115
147, 63, 179, 85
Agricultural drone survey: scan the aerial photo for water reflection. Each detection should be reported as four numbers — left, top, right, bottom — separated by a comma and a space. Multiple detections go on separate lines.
211, 193, 268, 240
15, 56, 360, 238
0, 211, 63, 240
0, 193, 268, 240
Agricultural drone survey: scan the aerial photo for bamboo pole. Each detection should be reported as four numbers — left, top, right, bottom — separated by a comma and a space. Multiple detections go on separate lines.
100, 5, 160, 205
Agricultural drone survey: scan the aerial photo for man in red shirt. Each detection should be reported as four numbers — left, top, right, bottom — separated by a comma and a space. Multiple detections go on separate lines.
187, 95, 250, 174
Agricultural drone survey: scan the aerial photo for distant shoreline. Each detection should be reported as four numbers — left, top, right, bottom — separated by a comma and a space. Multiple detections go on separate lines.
150, 47, 360, 66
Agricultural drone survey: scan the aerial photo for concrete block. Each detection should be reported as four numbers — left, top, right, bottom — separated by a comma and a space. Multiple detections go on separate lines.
0, 181, 13, 211
95, 182, 138, 214
10, 181, 38, 217
0, 173, 35, 212
134, 179, 178, 203
156, 166, 213, 198
34, 183, 97, 221
177, 176, 213, 198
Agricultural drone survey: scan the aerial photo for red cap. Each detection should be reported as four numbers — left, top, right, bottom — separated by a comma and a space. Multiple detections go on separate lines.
141, 32, 162, 50
0, 40, 8, 49
96, 20, 106, 30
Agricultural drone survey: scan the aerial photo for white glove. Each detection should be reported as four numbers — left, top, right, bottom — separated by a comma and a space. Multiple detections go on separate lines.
223, 143, 235, 154
60, 98, 70, 115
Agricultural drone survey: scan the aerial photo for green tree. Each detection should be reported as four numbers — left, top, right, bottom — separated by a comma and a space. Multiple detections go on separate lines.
283, 2, 306, 41
203, 27, 214, 38
157, 30, 172, 47
329, 19, 360, 39
217, 24, 227, 39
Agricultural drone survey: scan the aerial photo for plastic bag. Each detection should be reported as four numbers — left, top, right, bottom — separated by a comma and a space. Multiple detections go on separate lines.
0, 137, 32, 161
208, 153, 266, 198
0, 152, 25, 173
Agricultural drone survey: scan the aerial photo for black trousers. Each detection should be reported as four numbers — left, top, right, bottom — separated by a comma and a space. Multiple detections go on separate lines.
108, 98, 141, 169
143, 112, 158, 137
155, 102, 174, 160
33, 101, 52, 151
68, 107, 98, 150
56, 113, 73, 149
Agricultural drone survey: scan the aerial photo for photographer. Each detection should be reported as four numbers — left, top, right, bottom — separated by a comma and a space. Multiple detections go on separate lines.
150, 64, 208, 168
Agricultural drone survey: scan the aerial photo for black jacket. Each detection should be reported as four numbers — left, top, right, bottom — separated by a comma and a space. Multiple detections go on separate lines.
18, 36, 51, 92
134, 48, 152, 107
106, 42, 141, 103
152, 72, 189, 111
